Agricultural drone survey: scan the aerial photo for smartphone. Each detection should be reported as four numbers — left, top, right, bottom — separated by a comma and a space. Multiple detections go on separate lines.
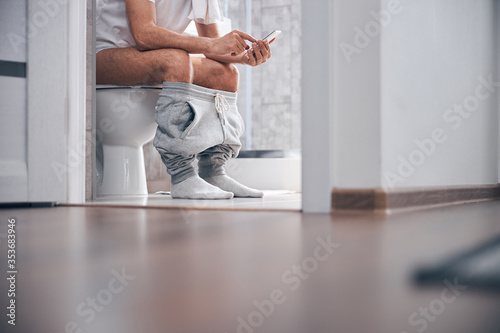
262, 30, 281, 43
245, 30, 281, 56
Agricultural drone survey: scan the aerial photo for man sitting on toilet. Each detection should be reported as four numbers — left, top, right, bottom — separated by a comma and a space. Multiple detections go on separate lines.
96, 0, 272, 199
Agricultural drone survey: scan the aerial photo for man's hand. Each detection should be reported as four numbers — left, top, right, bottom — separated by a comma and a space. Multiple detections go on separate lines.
209, 30, 256, 56
241, 39, 272, 66
200, 25, 273, 67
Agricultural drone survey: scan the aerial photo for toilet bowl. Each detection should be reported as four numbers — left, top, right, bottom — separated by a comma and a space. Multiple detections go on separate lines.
96, 85, 161, 196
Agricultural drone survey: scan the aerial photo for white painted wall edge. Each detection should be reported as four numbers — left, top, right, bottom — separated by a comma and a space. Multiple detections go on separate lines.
67, 0, 87, 204
301, 0, 334, 213
497, 0, 500, 184
91, 0, 97, 201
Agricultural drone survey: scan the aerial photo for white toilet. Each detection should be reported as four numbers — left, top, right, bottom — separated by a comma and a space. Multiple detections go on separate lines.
96, 85, 162, 196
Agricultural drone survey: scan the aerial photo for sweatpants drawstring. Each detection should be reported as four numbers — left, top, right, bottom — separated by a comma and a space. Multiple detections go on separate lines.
214, 93, 229, 125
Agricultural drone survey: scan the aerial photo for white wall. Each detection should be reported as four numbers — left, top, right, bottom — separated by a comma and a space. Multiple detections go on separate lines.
0, 0, 26, 62
332, 0, 383, 189
380, 0, 498, 189
0, 0, 28, 202
314, 0, 499, 203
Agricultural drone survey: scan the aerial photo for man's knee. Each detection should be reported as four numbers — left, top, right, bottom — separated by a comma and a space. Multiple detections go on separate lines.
156, 49, 192, 83
226, 64, 239, 91
217, 64, 239, 92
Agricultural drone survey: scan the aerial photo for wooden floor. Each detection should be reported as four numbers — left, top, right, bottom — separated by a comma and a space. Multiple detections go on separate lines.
1, 201, 500, 333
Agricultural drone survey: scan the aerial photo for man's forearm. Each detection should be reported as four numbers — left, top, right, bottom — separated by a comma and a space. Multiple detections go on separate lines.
204, 53, 243, 64
134, 25, 213, 53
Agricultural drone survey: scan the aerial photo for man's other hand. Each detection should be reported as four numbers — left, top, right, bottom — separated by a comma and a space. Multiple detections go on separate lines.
210, 30, 256, 56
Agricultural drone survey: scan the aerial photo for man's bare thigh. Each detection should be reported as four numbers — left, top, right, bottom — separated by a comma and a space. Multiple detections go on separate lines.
96, 47, 237, 91
96, 47, 186, 85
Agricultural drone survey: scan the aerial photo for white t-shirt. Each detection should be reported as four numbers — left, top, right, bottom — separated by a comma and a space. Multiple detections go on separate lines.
96, 0, 223, 53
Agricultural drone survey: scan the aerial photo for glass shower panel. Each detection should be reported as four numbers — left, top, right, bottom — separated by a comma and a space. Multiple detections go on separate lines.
226, 0, 302, 153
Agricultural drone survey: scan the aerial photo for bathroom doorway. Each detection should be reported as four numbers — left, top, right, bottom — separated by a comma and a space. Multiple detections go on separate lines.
85, 0, 302, 211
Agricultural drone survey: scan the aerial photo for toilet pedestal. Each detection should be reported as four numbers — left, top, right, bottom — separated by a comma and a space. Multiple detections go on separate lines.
97, 144, 148, 196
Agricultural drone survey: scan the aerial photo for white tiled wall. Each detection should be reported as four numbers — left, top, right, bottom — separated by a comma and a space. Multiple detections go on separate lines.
230, 0, 302, 151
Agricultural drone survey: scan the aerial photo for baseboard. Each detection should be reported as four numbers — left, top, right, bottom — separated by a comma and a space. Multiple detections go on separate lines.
332, 184, 500, 213
0, 202, 56, 209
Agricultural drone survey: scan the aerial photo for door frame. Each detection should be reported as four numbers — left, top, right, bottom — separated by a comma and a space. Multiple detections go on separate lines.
301, 0, 335, 213
66, 0, 88, 203
26, 0, 86, 203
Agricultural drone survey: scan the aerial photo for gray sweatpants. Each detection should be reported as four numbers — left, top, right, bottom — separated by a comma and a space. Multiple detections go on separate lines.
153, 82, 245, 184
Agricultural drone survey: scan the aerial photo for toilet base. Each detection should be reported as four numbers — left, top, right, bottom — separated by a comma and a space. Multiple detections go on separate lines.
97, 144, 148, 197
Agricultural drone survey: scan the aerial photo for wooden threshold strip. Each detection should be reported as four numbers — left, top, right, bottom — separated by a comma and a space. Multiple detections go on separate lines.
332, 184, 500, 213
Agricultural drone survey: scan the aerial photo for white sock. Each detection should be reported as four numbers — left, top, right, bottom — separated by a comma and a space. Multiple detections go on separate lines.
203, 175, 264, 198
171, 175, 233, 200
